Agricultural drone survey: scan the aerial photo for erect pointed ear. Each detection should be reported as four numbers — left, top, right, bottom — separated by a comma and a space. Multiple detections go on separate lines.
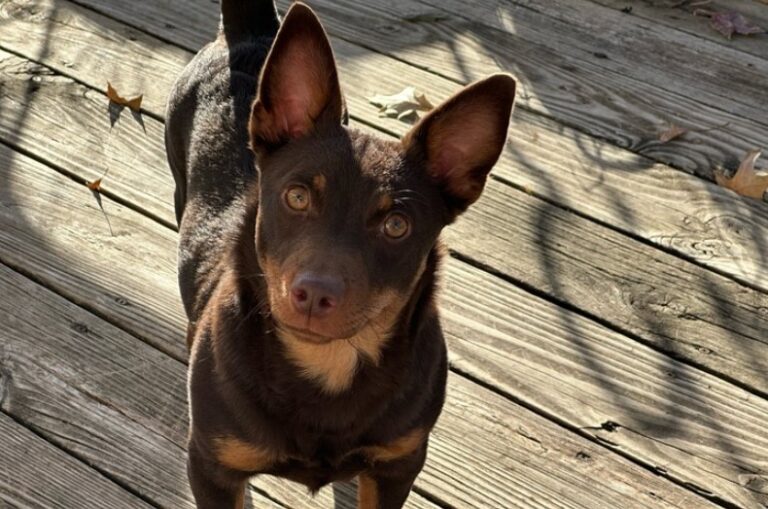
249, 3, 343, 152
402, 74, 516, 215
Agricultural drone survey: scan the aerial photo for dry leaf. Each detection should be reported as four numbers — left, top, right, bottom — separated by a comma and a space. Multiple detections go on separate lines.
107, 82, 143, 112
715, 149, 768, 200
368, 87, 434, 121
86, 178, 102, 191
704, 10, 764, 39
659, 124, 687, 143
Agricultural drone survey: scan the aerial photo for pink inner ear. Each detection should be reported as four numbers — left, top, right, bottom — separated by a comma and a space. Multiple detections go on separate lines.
267, 44, 332, 139
425, 102, 504, 201
431, 144, 467, 180
275, 96, 313, 138
428, 116, 487, 177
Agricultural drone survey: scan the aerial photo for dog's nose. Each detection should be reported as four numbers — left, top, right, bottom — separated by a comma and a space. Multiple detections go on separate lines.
290, 272, 345, 318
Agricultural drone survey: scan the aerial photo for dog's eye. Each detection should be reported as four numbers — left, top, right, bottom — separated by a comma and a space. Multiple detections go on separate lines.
382, 213, 410, 239
284, 185, 310, 211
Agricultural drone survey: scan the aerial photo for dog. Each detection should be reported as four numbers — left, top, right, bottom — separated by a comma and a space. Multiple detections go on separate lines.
165, 1, 515, 507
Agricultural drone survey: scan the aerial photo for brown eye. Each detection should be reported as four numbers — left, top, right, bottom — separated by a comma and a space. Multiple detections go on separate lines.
382, 213, 410, 239
284, 185, 310, 211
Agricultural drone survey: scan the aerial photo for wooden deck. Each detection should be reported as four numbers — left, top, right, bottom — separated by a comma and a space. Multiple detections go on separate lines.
1, 0, 767, 507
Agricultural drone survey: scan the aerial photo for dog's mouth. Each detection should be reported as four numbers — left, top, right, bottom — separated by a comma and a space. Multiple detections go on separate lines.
279, 323, 338, 344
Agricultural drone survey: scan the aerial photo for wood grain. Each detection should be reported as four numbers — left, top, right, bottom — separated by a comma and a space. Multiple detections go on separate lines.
0, 50, 175, 225
3, 0, 767, 292
587, 0, 768, 61
16, 0, 768, 183
283, 0, 768, 176
0, 262, 699, 509
446, 178, 768, 394
440, 257, 768, 509
0, 412, 154, 508
0, 79, 188, 360
412, 0, 768, 121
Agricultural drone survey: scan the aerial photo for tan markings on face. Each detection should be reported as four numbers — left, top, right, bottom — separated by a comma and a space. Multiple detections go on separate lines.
278, 287, 406, 394
213, 436, 283, 472
259, 255, 290, 316
377, 193, 393, 212
361, 428, 427, 463
268, 246, 430, 392
313, 174, 326, 193
357, 473, 379, 509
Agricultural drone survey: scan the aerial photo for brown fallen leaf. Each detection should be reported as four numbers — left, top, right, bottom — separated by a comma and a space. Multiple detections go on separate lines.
659, 124, 688, 143
658, 120, 730, 143
695, 9, 765, 39
715, 149, 768, 200
85, 171, 114, 235
107, 82, 143, 112
86, 178, 102, 191
368, 87, 434, 122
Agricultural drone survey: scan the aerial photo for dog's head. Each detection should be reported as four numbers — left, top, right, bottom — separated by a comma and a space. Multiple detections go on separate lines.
247, 3, 515, 343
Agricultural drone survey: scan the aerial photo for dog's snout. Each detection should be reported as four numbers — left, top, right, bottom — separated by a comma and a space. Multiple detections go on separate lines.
290, 272, 345, 317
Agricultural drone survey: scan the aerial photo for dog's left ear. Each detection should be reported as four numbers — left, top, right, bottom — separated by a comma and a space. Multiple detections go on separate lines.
250, 3, 343, 152
402, 74, 516, 216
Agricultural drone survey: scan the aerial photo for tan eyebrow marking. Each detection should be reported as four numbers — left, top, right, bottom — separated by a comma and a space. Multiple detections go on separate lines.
312, 174, 326, 193
377, 193, 393, 212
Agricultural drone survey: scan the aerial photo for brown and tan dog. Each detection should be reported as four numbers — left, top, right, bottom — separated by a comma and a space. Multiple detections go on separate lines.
165, 1, 515, 507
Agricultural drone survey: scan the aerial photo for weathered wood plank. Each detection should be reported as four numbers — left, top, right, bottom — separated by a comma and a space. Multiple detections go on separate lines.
1, 356, 280, 508
440, 259, 768, 509
412, 0, 768, 119
26, 0, 768, 183
1, 125, 757, 507
0, 260, 707, 509
0, 412, 154, 509
0, 63, 187, 360
0, 0, 191, 119
299, 0, 768, 178
445, 179, 768, 394
3, 1, 768, 294
587, 0, 768, 61
0, 50, 175, 225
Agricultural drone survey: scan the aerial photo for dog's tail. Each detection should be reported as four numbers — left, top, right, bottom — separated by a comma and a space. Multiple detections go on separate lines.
220, 0, 280, 42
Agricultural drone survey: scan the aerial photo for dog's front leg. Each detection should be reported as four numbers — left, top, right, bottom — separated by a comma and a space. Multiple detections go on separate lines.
188, 443, 249, 509
358, 443, 428, 509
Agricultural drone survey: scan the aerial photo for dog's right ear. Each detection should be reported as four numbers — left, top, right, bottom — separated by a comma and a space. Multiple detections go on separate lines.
249, 3, 343, 153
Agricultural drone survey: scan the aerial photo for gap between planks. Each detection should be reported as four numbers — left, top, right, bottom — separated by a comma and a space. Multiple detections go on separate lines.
0, 410, 157, 509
